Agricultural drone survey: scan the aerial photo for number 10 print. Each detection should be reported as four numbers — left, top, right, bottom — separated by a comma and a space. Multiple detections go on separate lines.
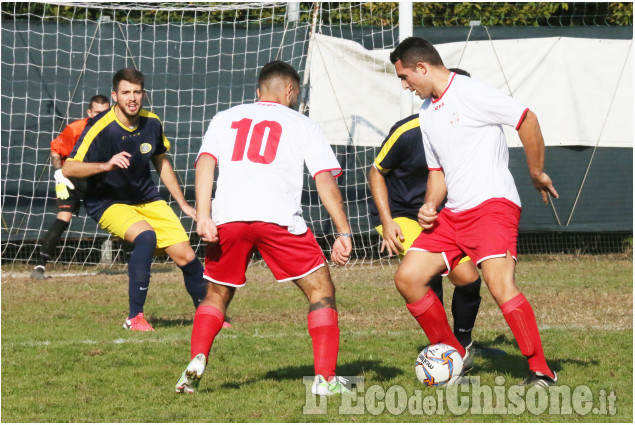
231, 118, 282, 164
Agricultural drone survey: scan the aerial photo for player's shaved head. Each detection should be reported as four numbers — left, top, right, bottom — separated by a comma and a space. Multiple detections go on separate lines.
113, 68, 144, 91
390, 37, 444, 69
258, 61, 300, 92
89, 94, 109, 109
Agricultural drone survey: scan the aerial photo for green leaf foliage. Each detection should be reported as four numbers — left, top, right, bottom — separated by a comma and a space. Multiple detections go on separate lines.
1, 2, 632, 26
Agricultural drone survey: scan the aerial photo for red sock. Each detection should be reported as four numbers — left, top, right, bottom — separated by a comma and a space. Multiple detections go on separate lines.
308, 308, 339, 380
190, 305, 225, 360
501, 293, 554, 378
406, 290, 466, 358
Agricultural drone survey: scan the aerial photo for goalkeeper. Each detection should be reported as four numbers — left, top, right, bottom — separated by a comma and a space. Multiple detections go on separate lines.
31, 95, 110, 280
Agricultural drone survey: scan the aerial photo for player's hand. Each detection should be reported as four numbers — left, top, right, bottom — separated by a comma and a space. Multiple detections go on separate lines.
197, 215, 219, 244
54, 169, 75, 200
531, 172, 559, 204
331, 234, 352, 266
418, 202, 438, 229
380, 220, 405, 256
105, 151, 131, 171
180, 203, 197, 222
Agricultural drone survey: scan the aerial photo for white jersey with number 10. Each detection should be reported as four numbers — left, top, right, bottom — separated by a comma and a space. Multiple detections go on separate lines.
197, 101, 342, 235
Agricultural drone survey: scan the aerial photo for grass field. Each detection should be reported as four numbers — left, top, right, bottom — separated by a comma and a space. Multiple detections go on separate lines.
2, 255, 632, 422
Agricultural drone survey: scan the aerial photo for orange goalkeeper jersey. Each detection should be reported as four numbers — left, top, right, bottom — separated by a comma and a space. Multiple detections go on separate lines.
50, 117, 89, 160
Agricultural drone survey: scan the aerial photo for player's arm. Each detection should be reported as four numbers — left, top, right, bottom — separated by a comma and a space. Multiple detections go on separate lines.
517, 110, 559, 204
315, 172, 352, 266
62, 151, 130, 178
418, 169, 447, 229
368, 165, 404, 256
194, 154, 218, 244
151, 154, 196, 221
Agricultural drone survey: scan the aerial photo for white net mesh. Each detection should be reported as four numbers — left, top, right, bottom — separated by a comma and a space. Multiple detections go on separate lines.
1, 2, 403, 269
2, 2, 631, 270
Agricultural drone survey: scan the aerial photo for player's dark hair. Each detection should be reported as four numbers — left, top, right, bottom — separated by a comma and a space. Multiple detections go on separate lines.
258, 61, 300, 88
448, 68, 471, 77
112, 68, 144, 91
89, 94, 109, 109
390, 37, 444, 68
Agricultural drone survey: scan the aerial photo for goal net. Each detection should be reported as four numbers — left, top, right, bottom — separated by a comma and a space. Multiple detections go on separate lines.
1, 2, 632, 271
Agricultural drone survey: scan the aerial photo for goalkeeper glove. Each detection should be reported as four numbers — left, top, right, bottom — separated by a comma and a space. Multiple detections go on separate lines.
54, 169, 75, 200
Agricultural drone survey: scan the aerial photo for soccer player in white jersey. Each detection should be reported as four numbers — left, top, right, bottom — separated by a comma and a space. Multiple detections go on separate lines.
176, 61, 353, 395
389, 37, 560, 387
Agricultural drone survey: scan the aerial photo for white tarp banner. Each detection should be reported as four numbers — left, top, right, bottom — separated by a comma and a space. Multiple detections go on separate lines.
309, 34, 633, 148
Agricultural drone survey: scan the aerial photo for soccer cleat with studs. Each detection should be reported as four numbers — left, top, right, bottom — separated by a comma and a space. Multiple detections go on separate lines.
311, 375, 352, 396
446, 345, 473, 386
461, 342, 475, 374
519, 370, 558, 388
123, 313, 155, 331
176, 353, 207, 393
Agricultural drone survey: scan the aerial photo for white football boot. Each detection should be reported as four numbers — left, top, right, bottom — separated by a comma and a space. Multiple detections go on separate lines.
175, 353, 206, 393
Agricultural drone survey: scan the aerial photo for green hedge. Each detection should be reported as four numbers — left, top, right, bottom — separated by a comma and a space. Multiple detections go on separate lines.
2, 2, 633, 26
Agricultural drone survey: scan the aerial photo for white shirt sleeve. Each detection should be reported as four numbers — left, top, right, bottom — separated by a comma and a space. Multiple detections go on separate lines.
461, 77, 528, 129
419, 108, 441, 170
422, 131, 441, 170
196, 115, 221, 166
304, 120, 342, 178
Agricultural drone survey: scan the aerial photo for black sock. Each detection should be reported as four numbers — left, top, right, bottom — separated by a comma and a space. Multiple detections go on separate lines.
37, 218, 70, 267
178, 257, 207, 308
427, 275, 444, 305
451, 277, 482, 348
128, 231, 156, 319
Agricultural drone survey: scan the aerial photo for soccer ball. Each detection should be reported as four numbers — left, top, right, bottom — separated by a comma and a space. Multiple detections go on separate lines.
415, 343, 463, 386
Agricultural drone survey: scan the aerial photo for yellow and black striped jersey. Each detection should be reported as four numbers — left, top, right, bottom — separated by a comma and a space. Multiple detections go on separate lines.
68, 106, 170, 221
370, 113, 430, 227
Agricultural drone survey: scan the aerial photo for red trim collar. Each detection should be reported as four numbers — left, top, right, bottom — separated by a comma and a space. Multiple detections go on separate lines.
432, 72, 456, 104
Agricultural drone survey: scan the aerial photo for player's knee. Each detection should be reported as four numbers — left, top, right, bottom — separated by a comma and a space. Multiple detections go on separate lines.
455, 276, 481, 296
168, 242, 197, 266
133, 230, 157, 248
57, 212, 72, 222
394, 268, 416, 295
488, 283, 520, 306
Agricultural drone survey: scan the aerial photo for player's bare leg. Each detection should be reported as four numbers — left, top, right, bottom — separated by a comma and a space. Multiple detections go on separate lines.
480, 252, 556, 383
294, 265, 336, 312
395, 250, 466, 358
479, 253, 519, 305
177, 282, 235, 393
294, 266, 349, 395
165, 242, 207, 309
394, 250, 446, 303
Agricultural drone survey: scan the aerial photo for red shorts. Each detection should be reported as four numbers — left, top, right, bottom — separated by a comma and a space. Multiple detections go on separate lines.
410, 198, 521, 274
203, 221, 326, 287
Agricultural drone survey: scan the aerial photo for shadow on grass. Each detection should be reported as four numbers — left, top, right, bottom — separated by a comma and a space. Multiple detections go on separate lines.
418, 333, 598, 380
151, 317, 194, 328
264, 359, 402, 382
213, 359, 402, 391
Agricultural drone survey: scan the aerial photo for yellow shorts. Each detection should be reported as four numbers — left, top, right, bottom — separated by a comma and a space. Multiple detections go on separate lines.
376, 216, 471, 264
99, 200, 189, 249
